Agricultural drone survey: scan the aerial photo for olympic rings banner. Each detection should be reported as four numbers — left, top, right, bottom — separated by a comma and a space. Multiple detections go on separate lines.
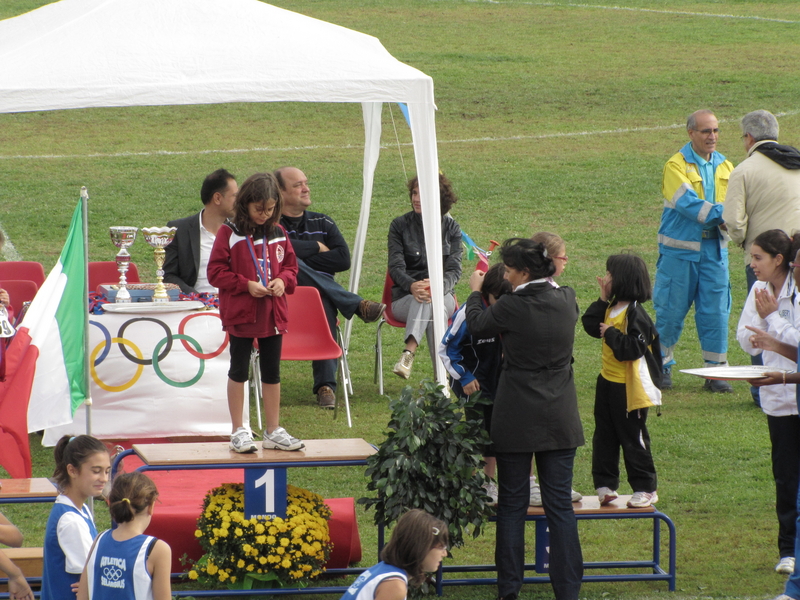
43, 310, 234, 444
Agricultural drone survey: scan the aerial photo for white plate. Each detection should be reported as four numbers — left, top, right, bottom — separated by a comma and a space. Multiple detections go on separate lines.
679, 366, 795, 381
101, 301, 206, 314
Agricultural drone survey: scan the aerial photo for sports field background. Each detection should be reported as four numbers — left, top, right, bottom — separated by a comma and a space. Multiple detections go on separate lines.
1, 1, 800, 598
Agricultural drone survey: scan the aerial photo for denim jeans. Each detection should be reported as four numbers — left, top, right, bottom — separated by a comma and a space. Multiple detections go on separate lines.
495, 448, 583, 600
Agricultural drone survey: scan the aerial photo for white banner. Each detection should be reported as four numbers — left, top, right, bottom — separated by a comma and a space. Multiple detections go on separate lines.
43, 309, 234, 444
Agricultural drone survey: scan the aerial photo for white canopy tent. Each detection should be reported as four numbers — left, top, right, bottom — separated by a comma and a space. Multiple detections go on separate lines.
0, 0, 450, 388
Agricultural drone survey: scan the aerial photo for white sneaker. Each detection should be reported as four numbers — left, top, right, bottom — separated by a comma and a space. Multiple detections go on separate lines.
529, 482, 542, 506
529, 482, 582, 506
597, 487, 618, 505
229, 427, 257, 453
262, 427, 305, 451
627, 491, 658, 508
776, 557, 795, 575
392, 350, 415, 379
771, 595, 796, 600
483, 480, 498, 505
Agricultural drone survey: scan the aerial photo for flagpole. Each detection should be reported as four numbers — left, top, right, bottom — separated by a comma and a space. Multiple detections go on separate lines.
81, 187, 92, 437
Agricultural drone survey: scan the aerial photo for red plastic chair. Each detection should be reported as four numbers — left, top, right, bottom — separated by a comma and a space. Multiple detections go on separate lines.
1, 279, 38, 316
374, 272, 405, 395
89, 261, 140, 292
0, 261, 45, 288
249, 286, 351, 427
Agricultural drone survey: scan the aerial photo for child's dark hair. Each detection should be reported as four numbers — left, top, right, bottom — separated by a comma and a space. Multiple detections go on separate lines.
52, 435, 109, 492
380, 509, 448, 586
481, 263, 512, 302
606, 253, 652, 304
232, 172, 282, 237
753, 229, 793, 270
500, 238, 555, 280
108, 472, 159, 524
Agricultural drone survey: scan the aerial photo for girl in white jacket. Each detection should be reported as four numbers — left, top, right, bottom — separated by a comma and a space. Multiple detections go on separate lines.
736, 228, 800, 575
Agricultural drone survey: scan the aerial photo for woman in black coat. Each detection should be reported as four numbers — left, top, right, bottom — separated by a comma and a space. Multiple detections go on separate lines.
466, 238, 584, 600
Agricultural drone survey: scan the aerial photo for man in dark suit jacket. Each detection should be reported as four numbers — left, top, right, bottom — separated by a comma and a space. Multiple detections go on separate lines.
276, 167, 385, 409
164, 169, 238, 294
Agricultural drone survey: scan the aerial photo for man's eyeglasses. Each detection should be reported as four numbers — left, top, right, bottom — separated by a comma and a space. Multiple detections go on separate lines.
693, 128, 719, 135
554, 255, 568, 262
790, 262, 799, 271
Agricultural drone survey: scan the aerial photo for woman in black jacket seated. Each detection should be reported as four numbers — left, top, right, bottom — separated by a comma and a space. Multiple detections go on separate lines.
466, 238, 584, 600
387, 173, 462, 379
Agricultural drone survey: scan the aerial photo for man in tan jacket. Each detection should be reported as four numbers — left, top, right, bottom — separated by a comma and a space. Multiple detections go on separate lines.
724, 110, 800, 284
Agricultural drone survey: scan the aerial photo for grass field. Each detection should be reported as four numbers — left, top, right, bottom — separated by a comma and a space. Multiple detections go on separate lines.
2, 0, 800, 598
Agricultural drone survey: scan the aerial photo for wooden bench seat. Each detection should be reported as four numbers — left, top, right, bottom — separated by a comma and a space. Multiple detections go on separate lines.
0, 547, 43, 589
0, 478, 58, 504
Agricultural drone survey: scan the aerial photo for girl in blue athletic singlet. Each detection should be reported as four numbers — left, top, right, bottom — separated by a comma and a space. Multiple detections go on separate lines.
78, 472, 172, 600
41, 435, 111, 600
340, 510, 449, 600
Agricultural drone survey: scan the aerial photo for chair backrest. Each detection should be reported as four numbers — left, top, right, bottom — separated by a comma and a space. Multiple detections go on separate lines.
89, 261, 141, 292
381, 272, 406, 327
0, 261, 45, 288
281, 286, 342, 361
1, 279, 38, 313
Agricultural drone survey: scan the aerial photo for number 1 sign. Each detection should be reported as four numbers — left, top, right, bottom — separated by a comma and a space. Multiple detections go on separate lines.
244, 468, 288, 519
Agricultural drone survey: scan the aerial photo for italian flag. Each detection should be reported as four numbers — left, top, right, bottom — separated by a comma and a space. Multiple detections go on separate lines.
0, 197, 89, 476
24, 198, 89, 432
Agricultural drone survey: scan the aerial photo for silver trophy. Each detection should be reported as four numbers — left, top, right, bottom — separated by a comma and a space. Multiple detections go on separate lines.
109, 226, 138, 303
141, 227, 177, 303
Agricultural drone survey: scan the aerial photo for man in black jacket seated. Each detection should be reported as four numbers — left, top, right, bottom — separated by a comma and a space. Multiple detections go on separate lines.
275, 167, 385, 409
164, 168, 238, 294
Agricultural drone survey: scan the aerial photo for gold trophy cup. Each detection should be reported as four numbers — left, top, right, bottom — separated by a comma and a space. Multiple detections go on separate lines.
141, 227, 177, 303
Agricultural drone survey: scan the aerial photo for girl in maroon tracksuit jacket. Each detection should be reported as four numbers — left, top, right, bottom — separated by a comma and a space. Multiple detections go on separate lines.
208, 172, 302, 453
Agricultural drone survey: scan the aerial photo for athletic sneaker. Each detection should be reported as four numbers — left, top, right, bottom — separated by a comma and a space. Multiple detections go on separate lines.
776, 556, 795, 575
771, 596, 795, 600
529, 482, 583, 506
597, 487, 619, 505
627, 491, 659, 508
661, 366, 673, 390
483, 480, 499, 505
262, 427, 305, 451
392, 350, 415, 379
229, 427, 257, 453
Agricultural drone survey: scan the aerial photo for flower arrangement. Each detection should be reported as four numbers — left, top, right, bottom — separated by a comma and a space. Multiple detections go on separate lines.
187, 483, 333, 590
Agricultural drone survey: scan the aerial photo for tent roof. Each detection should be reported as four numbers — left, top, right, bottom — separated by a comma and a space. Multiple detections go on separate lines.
0, 0, 434, 113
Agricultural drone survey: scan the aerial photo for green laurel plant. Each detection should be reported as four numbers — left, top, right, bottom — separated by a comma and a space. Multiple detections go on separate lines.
359, 380, 494, 548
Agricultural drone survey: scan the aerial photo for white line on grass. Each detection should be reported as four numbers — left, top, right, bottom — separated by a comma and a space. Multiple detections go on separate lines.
1, 110, 798, 161
476, 0, 800, 24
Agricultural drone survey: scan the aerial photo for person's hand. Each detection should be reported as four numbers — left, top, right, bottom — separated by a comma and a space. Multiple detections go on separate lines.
719, 223, 728, 232
596, 274, 611, 302
8, 572, 34, 600
745, 325, 780, 351
410, 279, 431, 303
317, 241, 330, 253
462, 379, 481, 396
749, 372, 787, 387
754, 287, 778, 319
469, 270, 485, 293
266, 278, 285, 297
599, 323, 610, 337
0, 289, 9, 307
247, 280, 269, 298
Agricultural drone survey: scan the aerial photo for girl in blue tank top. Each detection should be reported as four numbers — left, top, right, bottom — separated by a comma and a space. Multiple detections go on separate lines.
340, 510, 449, 600
41, 435, 110, 600
78, 472, 171, 600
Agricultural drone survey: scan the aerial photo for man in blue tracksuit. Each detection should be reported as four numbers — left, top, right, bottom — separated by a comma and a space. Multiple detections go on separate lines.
653, 109, 735, 392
